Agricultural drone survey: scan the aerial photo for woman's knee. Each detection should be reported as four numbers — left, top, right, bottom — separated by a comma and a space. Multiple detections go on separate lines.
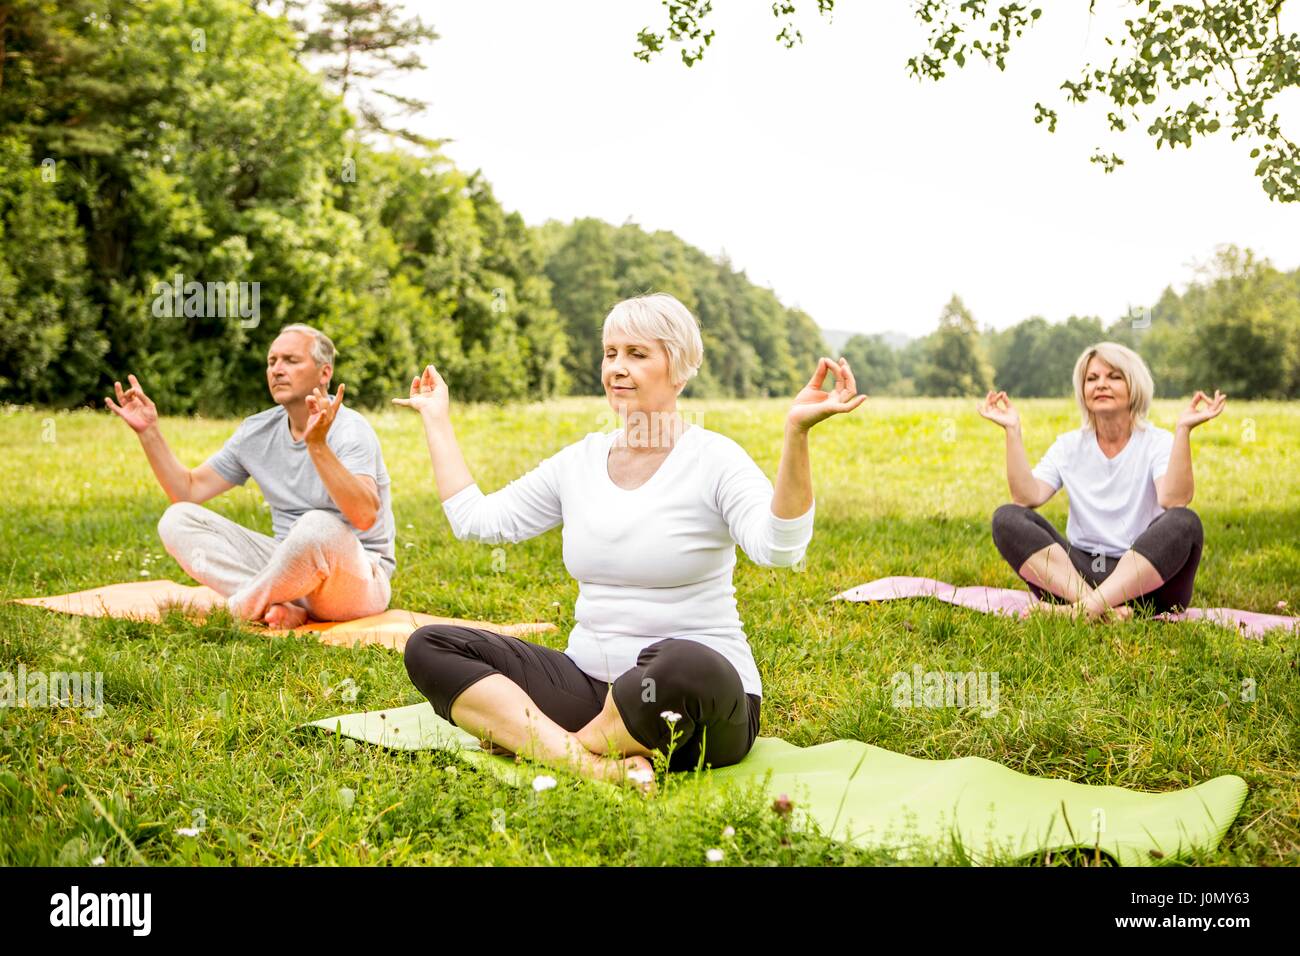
991, 503, 1032, 551
638, 639, 741, 702
1161, 506, 1203, 543
403, 624, 465, 682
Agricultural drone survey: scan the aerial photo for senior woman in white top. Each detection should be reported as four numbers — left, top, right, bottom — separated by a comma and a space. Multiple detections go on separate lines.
394, 293, 865, 790
980, 341, 1225, 622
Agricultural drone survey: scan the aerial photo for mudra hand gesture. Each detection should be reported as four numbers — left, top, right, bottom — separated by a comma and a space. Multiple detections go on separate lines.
392, 364, 451, 420
105, 374, 159, 433
787, 357, 868, 432
976, 390, 1020, 430
1177, 389, 1226, 430
303, 384, 345, 446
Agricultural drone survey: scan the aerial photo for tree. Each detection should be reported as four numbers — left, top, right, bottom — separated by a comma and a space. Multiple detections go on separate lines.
840, 333, 900, 394
916, 295, 993, 396
300, 1, 439, 145
632, 1, 1300, 202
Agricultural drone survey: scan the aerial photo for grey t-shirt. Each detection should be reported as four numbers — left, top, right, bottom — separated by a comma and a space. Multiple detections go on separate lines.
204, 405, 397, 578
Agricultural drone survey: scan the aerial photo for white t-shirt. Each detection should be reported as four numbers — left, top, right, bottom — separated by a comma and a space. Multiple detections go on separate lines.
1030, 424, 1174, 557
440, 426, 815, 697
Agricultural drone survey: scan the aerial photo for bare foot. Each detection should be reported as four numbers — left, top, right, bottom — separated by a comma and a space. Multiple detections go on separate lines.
478, 738, 515, 756
585, 754, 657, 794
264, 602, 309, 629
1029, 599, 1086, 619
1083, 599, 1133, 623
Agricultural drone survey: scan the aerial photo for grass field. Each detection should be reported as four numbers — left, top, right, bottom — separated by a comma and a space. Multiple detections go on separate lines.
1, 397, 1297, 866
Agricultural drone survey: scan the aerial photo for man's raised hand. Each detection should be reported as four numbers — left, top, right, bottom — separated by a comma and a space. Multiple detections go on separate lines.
303, 384, 345, 446
105, 374, 159, 434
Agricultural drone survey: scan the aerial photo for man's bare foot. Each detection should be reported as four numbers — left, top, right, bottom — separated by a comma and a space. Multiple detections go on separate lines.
264, 602, 309, 629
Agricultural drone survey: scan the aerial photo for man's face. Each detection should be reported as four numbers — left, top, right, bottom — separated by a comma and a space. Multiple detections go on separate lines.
266, 331, 330, 405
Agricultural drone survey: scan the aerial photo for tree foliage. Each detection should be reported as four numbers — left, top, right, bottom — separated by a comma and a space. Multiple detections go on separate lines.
632, 0, 1300, 202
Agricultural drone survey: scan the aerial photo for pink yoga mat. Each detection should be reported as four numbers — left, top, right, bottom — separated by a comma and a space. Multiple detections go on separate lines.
833, 576, 1298, 640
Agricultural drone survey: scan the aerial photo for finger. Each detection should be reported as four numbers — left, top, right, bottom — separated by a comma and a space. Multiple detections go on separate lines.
334, 383, 346, 407
806, 357, 834, 391
114, 380, 126, 404
839, 359, 857, 396
127, 374, 144, 397
846, 393, 868, 413
392, 398, 410, 407
105, 397, 122, 415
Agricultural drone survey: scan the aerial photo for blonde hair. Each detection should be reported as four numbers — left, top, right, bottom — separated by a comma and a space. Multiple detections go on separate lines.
602, 293, 704, 389
1072, 342, 1154, 429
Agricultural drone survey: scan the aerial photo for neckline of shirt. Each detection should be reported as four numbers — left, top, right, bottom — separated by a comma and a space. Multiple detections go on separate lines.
603, 423, 699, 493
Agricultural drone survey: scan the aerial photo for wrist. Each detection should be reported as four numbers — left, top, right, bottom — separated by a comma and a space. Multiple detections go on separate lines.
784, 416, 811, 438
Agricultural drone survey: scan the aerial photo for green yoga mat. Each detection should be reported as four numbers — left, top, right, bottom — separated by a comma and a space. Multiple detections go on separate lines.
301, 703, 1247, 866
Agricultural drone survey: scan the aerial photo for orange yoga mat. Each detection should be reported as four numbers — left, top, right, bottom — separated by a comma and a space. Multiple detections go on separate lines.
12, 580, 557, 651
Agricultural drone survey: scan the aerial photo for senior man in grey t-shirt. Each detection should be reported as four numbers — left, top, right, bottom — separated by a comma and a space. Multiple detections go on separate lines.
105, 324, 396, 628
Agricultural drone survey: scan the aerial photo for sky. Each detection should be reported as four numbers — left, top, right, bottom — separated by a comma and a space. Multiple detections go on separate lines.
379, 1, 1299, 338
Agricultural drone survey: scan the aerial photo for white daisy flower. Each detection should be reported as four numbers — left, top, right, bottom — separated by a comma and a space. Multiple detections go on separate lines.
532, 774, 557, 792
706, 848, 724, 863
660, 710, 681, 724
174, 827, 201, 838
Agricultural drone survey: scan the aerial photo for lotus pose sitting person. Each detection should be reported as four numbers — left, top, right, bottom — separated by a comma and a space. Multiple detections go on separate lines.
395, 293, 865, 790
979, 341, 1225, 621
106, 324, 396, 628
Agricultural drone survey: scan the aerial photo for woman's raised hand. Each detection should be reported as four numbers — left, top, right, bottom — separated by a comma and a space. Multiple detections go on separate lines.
976, 390, 1020, 430
105, 374, 159, 434
786, 357, 868, 432
1177, 389, 1227, 430
392, 364, 451, 420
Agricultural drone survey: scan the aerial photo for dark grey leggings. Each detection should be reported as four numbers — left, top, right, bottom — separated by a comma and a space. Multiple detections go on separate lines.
991, 504, 1203, 613
404, 624, 761, 772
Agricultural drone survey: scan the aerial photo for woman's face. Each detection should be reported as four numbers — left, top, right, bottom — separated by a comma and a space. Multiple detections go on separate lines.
602, 332, 678, 418
1083, 355, 1130, 419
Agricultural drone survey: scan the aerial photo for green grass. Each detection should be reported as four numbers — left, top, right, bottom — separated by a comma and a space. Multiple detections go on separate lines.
0, 397, 1297, 865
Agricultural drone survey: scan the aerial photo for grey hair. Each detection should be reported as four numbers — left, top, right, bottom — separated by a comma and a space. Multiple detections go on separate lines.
602, 293, 704, 388
277, 323, 336, 369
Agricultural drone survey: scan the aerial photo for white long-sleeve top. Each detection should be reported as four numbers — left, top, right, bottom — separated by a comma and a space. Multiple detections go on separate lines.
440, 425, 815, 697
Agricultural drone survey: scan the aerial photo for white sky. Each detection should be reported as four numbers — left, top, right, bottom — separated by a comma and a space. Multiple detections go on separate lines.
380, 1, 1299, 337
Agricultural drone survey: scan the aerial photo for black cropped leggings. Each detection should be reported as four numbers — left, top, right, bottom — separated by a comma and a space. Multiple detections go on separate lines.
403, 624, 761, 772
991, 504, 1203, 614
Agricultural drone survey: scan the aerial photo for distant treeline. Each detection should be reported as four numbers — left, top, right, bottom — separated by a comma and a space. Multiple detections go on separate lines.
1, 1, 1295, 413
843, 247, 1300, 401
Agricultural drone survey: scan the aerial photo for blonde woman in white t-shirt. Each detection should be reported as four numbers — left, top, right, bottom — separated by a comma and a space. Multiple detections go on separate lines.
979, 342, 1225, 622
393, 293, 866, 791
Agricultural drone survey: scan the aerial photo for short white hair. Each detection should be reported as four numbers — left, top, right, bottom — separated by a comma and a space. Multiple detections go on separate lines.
277, 323, 336, 369
602, 293, 704, 388
1072, 341, 1154, 429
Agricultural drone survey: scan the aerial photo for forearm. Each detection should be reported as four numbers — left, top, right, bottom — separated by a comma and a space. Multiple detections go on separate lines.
1161, 425, 1194, 506
772, 422, 813, 519
308, 443, 380, 530
1004, 426, 1039, 506
136, 425, 194, 502
418, 412, 475, 502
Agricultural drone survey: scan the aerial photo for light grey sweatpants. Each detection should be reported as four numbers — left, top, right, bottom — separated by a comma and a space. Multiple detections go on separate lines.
157, 502, 392, 622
